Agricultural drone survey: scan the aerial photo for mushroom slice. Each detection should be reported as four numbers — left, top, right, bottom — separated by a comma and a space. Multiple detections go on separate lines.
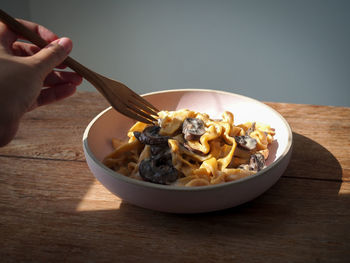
234, 135, 257, 158
150, 144, 168, 156
182, 142, 208, 158
182, 118, 206, 141
138, 152, 179, 185
238, 153, 265, 172
234, 135, 257, 151
249, 153, 265, 172
238, 164, 251, 171
134, 125, 169, 145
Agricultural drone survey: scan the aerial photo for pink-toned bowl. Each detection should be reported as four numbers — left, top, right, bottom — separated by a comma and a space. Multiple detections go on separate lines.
83, 89, 292, 213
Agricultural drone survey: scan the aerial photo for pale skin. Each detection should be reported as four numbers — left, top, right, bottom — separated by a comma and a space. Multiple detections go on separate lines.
0, 19, 82, 147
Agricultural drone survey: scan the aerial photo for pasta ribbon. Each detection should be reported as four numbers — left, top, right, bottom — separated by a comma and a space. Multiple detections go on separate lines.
103, 109, 275, 187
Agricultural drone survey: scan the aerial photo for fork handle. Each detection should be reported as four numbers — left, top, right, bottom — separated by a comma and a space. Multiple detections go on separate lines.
0, 9, 106, 95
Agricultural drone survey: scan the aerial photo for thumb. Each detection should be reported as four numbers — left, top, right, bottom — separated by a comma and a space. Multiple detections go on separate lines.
31, 37, 72, 77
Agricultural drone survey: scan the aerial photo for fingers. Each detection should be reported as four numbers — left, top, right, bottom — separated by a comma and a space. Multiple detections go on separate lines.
0, 18, 58, 53
35, 83, 77, 108
11, 41, 40, 56
15, 19, 58, 44
43, 71, 82, 87
0, 22, 18, 52
34, 69, 82, 109
29, 37, 73, 77
27, 73, 81, 111
1, 18, 72, 74
12, 42, 68, 68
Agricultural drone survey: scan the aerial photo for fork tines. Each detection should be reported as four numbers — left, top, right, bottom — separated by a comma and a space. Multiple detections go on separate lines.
116, 95, 159, 124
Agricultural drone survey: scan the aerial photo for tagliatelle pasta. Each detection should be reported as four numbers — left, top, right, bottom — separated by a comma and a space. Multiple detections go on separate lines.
103, 109, 275, 187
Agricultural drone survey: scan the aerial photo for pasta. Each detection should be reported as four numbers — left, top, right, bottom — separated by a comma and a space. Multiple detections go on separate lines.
103, 109, 275, 187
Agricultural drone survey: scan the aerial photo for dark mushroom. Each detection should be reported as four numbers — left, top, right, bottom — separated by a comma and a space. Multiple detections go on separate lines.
153, 151, 173, 167
134, 125, 169, 145
133, 125, 181, 185
234, 135, 257, 158
182, 118, 206, 141
139, 153, 179, 185
150, 144, 168, 156
238, 164, 250, 171
249, 153, 265, 172
234, 135, 257, 151
238, 153, 265, 172
182, 142, 206, 156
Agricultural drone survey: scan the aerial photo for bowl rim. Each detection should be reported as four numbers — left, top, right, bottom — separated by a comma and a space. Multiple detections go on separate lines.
83, 89, 293, 192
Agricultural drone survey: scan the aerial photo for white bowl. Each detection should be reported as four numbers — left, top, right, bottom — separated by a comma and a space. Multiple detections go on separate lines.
83, 89, 293, 213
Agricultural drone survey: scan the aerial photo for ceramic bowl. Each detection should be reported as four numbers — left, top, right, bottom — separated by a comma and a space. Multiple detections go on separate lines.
83, 89, 293, 213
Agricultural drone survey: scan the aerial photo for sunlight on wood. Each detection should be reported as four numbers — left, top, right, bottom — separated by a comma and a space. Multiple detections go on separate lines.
76, 179, 122, 211
338, 182, 350, 196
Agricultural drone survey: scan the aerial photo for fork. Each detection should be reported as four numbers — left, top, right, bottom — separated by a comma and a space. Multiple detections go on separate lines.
0, 9, 159, 124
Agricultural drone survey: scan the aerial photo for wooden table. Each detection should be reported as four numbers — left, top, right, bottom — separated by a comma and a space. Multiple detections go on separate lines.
1, 91, 349, 262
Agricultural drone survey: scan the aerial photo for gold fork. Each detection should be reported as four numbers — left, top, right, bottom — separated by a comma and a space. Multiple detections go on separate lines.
0, 9, 159, 124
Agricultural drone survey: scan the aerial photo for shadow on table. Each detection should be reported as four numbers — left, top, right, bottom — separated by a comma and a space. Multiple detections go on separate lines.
284, 132, 343, 182
73, 131, 345, 260
77, 132, 346, 255
5, 132, 349, 261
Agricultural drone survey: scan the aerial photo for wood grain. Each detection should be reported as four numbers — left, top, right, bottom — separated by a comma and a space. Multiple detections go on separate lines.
0, 92, 109, 161
266, 102, 350, 181
1, 156, 349, 262
0, 91, 349, 262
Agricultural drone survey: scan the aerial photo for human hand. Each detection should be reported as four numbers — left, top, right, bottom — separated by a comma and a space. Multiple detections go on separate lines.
0, 19, 82, 147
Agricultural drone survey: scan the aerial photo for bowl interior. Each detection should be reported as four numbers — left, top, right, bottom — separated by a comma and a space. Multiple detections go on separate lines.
85, 89, 291, 179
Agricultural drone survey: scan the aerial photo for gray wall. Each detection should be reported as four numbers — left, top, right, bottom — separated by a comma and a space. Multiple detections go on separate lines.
0, 0, 30, 20
3, 0, 350, 106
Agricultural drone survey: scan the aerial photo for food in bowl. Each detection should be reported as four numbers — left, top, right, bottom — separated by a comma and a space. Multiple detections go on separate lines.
83, 89, 292, 213
103, 109, 275, 187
